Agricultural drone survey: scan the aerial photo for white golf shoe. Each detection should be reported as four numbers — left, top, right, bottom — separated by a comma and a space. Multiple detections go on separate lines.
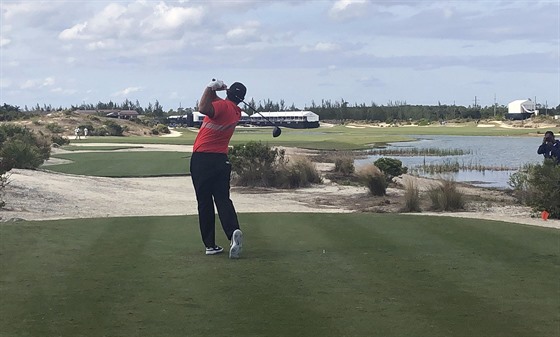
229, 229, 243, 259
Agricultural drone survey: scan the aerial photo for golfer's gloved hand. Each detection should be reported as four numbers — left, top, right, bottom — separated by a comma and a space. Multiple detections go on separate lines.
207, 79, 226, 91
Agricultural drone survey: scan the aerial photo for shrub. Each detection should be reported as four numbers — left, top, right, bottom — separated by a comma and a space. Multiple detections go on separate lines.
356, 164, 387, 196
229, 142, 322, 189
0, 124, 51, 171
46, 122, 64, 134
334, 155, 355, 175
374, 157, 408, 182
0, 139, 44, 170
51, 135, 70, 146
0, 172, 8, 208
510, 160, 560, 218
276, 157, 322, 188
102, 120, 124, 136
401, 180, 421, 212
427, 179, 465, 211
229, 141, 285, 187
152, 124, 170, 135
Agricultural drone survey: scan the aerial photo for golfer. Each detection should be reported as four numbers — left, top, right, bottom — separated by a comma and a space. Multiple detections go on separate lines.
190, 79, 245, 258
537, 131, 560, 165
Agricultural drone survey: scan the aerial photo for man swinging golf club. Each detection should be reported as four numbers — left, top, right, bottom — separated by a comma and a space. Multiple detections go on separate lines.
190, 79, 245, 258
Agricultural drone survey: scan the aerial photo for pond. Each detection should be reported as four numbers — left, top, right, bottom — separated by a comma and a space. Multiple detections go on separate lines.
355, 135, 545, 189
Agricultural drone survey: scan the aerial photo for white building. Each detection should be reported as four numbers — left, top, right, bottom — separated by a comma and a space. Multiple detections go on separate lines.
506, 99, 537, 120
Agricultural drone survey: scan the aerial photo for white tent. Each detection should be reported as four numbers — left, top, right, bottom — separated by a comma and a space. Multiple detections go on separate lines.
248, 111, 319, 122
507, 99, 537, 114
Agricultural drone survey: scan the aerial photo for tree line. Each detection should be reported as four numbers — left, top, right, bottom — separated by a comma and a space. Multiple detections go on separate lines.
2, 99, 559, 122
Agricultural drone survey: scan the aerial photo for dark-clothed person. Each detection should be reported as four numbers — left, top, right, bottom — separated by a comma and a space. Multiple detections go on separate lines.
537, 131, 560, 164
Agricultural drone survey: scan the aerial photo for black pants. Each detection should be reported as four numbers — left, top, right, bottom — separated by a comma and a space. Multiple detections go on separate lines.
190, 152, 240, 247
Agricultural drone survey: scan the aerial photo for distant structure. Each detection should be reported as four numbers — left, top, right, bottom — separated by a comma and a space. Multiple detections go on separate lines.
506, 99, 538, 120
168, 110, 320, 129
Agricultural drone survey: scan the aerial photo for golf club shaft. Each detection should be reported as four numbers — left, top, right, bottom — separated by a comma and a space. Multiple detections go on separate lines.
240, 100, 281, 128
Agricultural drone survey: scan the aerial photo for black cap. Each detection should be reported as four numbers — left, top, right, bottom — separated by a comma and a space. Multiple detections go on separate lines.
227, 82, 246, 104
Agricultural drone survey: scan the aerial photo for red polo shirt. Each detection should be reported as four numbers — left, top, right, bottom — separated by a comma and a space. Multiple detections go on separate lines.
193, 99, 241, 154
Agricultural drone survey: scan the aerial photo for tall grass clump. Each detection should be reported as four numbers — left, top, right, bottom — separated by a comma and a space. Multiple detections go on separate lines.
427, 179, 465, 211
509, 160, 560, 218
401, 180, 421, 212
277, 156, 322, 188
333, 152, 355, 175
356, 164, 387, 196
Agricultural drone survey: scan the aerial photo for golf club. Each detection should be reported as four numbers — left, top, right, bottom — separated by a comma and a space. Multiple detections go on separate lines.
238, 99, 282, 138
222, 82, 281, 138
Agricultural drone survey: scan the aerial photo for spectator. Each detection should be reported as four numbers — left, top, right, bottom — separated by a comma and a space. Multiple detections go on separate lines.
537, 131, 560, 164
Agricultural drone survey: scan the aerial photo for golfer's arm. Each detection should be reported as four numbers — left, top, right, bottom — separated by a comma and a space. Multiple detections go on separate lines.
199, 87, 218, 118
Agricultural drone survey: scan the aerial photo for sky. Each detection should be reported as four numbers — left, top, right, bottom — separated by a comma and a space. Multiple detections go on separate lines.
1, 0, 559, 111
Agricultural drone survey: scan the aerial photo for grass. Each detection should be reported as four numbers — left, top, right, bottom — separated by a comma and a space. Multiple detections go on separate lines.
1, 213, 558, 337
60, 145, 145, 151
44, 151, 191, 177
72, 124, 549, 151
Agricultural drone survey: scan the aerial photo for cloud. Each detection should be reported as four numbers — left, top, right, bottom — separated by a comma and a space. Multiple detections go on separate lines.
301, 42, 341, 53
58, 2, 205, 43
226, 21, 261, 44
51, 87, 78, 95
329, 0, 370, 20
20, 77, 55, 89
112, 87, 142, 97
0, 37, 11, 47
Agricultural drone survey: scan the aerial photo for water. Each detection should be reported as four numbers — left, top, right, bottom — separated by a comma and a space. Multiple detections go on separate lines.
355, 135, 544, 189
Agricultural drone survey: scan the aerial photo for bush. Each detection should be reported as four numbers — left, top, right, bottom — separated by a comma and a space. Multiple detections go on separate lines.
229, 142, 322, 189
229, 141, 285, 187
509, 160, 560, 218
0, 172, 8, 208
427, 179, 465, 211
0, 124, 51, 171
401, 180, 421, 212
374, 157, 408, 182
356, 164, 387, 196
276, 157, 322, 188
152, 124, 170, 135
0, 139, 44, 169
102, 120, 124, 136
46, 122, 64, 134
51, 135, 70, 146
334, 155, 355, 175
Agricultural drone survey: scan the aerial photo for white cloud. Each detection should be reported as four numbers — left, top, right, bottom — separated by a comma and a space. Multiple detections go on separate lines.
301, 42, 341, 53
0, 37, 11, 47
59, 22, 89, 40
86, 39, 119, 51
58, 2, 205, 44
51, 87, 77, 95
226, 21, 261, 44
329, 0, 369, 20
20, 77, 55, 89
112, 87, 142, 97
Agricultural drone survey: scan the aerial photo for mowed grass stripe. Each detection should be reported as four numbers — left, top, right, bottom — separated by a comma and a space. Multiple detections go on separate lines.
45, 151, 191, 177
1, 214, 559, 337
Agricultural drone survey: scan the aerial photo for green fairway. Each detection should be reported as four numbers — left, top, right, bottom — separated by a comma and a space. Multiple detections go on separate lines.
1, 214, 558, 337
61, 145, 145, 151
73, 124, 547, 150
44, 151, 191, 177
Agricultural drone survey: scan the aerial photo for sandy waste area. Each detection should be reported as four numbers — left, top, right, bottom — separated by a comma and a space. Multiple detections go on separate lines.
1, 142, 558, 230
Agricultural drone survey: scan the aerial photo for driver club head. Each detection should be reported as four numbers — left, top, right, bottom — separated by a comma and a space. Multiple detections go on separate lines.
273, 126, 282, 138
